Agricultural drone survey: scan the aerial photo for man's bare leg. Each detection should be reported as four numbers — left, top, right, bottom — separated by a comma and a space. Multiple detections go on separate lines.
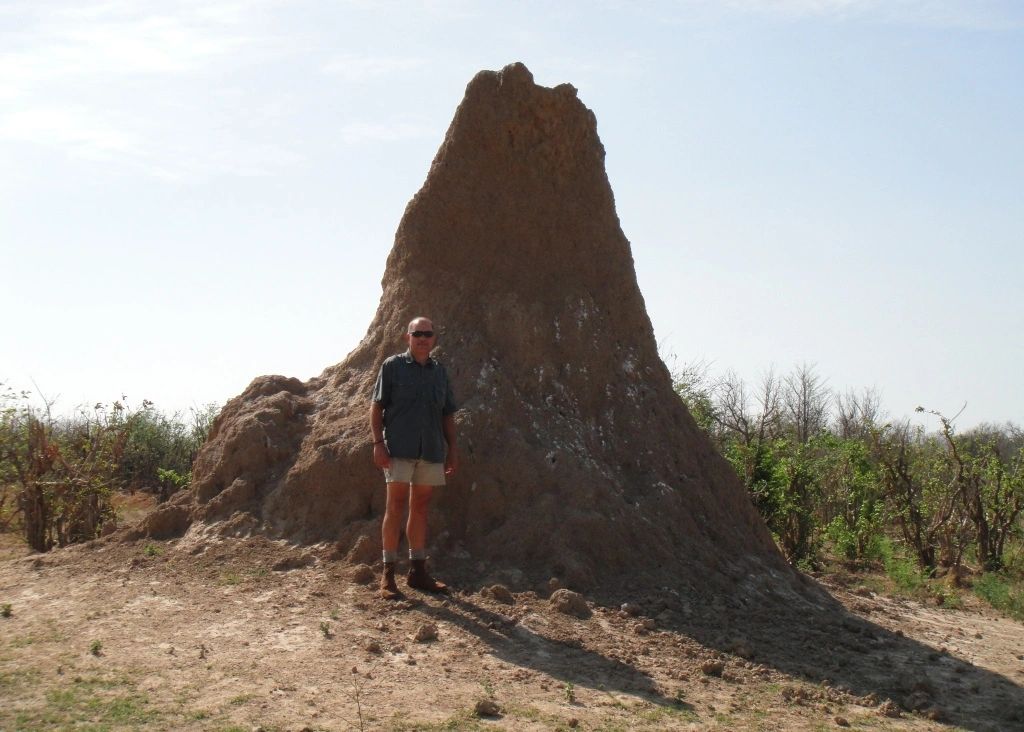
380, 482, 409, 599
406, 484, 432, 551
406, 484, 447, 592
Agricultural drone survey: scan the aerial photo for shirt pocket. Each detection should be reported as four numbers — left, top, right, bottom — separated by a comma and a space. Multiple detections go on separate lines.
395, 380, 418, 402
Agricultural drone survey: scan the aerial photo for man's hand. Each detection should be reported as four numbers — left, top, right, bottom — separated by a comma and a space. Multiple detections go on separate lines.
444, 446, 459, 477
373, 442, 391, 470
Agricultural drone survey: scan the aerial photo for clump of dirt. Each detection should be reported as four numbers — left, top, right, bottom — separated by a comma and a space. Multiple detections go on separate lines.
124, 61, 808, 603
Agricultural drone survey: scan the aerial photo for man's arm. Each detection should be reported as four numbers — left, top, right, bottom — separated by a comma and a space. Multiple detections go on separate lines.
370, 402, 390, 469
442, 413, 458, 476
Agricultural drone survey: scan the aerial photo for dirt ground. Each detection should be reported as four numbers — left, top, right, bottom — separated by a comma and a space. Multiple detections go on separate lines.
2, 513, 1024, 731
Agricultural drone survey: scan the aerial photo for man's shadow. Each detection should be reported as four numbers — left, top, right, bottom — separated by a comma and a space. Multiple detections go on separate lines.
399, 574, 1024, 731
405, 589, 695, 715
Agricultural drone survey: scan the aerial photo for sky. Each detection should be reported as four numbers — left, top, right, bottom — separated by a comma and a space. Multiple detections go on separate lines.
2, 0, 1022, 431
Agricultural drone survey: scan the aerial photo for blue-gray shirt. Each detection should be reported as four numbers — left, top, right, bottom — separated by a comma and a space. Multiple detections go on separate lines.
372, 351, 458, 463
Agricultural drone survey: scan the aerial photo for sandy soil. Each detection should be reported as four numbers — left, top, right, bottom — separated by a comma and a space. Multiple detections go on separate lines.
2, 525, 1024, 731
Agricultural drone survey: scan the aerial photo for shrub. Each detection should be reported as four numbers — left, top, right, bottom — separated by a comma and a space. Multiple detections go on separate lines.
0, 381, 219, 552
974, 573, 1024, 621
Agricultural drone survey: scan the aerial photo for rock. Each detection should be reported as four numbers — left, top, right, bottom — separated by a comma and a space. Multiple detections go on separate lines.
701, 660, 725, 677
640, 618, 656, 630
474, 699, 500, 717
549, 589, 591, 619
878, 700, 901, 718
567, 718, 579, 728
345, 535, 380, 565
728, 639, 754, 659
834, 716, 850, 727
363, 639, 382, 654
272, 553, 315, 571
349, 564, 375, 585
485, 584, 514, 604
413, 623, 438, 642
621, 602, 642, 616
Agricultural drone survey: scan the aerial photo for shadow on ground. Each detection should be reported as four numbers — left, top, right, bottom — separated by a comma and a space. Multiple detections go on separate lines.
401, 568, 1024, 732
410, 591, 693, 711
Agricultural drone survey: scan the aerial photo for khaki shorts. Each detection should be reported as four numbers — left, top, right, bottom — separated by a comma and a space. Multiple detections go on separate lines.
384, 458, 446, 486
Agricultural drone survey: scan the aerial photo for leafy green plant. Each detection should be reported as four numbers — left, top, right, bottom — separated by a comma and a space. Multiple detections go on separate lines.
89, 640, 103, 656
563, 682, 576, 704
155, 467, 190, 503
1, 603, 11, 618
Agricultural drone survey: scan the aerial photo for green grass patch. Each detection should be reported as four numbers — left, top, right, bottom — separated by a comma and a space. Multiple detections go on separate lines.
634, 699, 700, 723
10, 675, 160, 729
218, 572, 242, 586
0, 667, 41, 690
390, 708, 486, 730
9, 634, 36, 648
974, 572, 1024, 621
877, 539, 927, 594
7, 619, 67, 649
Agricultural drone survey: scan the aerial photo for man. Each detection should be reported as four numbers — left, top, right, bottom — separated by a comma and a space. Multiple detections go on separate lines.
370, 316, 459, 600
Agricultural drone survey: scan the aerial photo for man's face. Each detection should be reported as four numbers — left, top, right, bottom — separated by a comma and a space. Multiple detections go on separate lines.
405, 318, 436, 360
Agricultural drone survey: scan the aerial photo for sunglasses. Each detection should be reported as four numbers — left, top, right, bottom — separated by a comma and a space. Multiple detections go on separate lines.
410, 330, 434, 338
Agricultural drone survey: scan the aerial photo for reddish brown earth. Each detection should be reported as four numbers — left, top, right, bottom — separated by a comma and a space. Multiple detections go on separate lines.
2, 527, 1024, 731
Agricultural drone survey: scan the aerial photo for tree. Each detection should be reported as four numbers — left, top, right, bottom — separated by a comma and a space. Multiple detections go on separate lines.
783, 363, 831, 445
872, 419, 962, 573
922, 408, 1024, 572
835, 386, 882, 439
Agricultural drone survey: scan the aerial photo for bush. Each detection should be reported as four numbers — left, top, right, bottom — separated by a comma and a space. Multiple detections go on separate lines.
974, 572, 1024, 621
876, 537, 928, 594
0, 381, 219, 552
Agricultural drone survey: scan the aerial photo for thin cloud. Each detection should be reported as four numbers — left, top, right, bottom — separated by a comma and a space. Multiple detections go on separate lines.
322, 54, 427, 82
0, 0, 300, 181
0, 106, 143, 161
338, 121, 430, 144
2, 3, 254, 83
717, 0, 1023, 30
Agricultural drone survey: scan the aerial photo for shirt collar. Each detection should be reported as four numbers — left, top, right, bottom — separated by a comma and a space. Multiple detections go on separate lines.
402, 349, 435, 367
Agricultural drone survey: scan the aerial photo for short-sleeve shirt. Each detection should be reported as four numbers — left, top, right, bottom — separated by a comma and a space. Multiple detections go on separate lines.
372, 351, 458, 463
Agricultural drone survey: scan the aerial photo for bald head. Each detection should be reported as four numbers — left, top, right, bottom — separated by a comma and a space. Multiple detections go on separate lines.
407, 316, 434, 334
404, 316, 437, 364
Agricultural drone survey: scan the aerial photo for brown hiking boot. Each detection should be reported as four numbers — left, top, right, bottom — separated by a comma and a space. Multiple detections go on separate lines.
407, 559, 448, 593
379, 562, 402, 600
